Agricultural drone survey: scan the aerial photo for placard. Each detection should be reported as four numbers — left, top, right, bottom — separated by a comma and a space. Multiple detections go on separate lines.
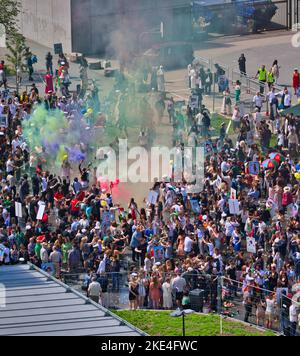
190, 199, 200, 213
36, 204, 46, 221
148, 191, 159, 205
229, 199, 240, 215
249, 161, 260, 175
188, 95, 199, 110
0, 244, 5, 262
0, 114, 8, 128
15, 202, 22, 218
153, 246, 164, 262
247, 236, 256, 254
230, 188, 237, 200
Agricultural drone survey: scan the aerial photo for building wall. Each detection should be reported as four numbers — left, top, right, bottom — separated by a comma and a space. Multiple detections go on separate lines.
18, 0, 191, 55
19, 0, 72, 53
71, 0, 192, 55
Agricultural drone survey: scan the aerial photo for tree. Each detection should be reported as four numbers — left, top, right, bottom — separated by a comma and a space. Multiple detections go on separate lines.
0, 0, 21, 37
5, 33, 30, 94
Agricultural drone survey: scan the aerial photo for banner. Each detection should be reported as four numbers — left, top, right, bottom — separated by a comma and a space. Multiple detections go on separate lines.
246, 236, 256, 254
15, 202, 22, 218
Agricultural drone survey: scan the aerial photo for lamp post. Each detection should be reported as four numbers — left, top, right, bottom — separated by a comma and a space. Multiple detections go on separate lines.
170, 309, 194, 337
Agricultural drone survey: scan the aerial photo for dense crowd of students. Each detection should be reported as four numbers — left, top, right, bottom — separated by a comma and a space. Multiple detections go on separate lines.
0, 53, 300, 336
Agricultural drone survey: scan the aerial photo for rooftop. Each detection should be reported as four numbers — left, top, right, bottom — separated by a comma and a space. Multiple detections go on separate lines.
0, 264, 144, 336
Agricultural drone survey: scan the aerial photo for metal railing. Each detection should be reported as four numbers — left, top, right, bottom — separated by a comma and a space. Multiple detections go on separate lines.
58, 269, 299, 335
221, 277, 300, 336
194, 55, 284, 97
190, 55, 287, 114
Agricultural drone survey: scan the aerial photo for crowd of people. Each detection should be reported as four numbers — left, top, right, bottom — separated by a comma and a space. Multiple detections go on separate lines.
0, 50, 300, 336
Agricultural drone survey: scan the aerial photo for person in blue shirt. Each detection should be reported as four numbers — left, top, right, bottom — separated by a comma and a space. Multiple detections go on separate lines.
71, 218, 80, 232
232, 228, 242, 252
129, 227, 142, 262
248, 186, 260, 200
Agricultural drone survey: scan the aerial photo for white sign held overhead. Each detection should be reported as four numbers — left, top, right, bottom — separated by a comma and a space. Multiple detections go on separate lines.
229, 199, 240, 215
247, 236, 256, 254
36, 204, 46, 221
15, 202, 22, 218
230, 188, 237, 200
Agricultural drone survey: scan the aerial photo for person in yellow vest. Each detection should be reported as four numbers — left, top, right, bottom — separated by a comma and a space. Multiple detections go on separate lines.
267, 69, 275, 90
256, 65, 267, 94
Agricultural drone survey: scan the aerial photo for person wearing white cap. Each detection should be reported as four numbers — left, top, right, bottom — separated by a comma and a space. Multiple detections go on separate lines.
40, 242, 49, 264
88, 277, 102, 304
49, 246, 62, 279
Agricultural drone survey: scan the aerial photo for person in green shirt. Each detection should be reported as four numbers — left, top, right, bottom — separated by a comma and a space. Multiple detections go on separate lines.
235, 80, 241, 104
16, 230, 25, 249
35, 241, 42, 259
256, 65, 267, 94
182, 291, 191, 309
61, 238, 72, 265
267, 70, 275, 90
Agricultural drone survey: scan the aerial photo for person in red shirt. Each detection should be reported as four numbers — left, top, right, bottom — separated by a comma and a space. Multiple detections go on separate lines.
70, 198, 81, 217
54, 188, 64, 207
0, 60, 7, 89
44, 70, 54, 94
292, 68, 300, 95
77, 190, 85, 202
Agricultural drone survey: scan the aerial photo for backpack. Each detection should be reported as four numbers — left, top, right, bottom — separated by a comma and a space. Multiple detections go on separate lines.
32, 55, 38, 64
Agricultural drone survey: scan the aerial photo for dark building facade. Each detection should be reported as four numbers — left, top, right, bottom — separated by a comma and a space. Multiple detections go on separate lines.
71, 0, 192, 55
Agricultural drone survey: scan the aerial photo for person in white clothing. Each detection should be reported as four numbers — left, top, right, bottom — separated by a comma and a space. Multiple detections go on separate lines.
162, 278, 173, 309
265, 294, 276, 329
184, 235, 194, 255
40, 242, 49, 264
88, 277, 102, 304
289, 303, 299, 336
253, 92, 263, 112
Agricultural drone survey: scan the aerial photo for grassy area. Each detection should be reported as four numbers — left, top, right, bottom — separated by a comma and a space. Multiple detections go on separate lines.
114, 310, 276, 337
211, 113, 234, 137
